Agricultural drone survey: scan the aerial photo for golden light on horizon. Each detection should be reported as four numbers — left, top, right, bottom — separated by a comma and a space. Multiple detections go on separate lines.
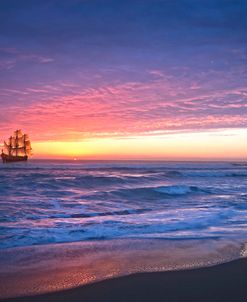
32, 128, 247, 160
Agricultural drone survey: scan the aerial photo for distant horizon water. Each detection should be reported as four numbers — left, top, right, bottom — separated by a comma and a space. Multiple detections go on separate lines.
23, 157, 247, 162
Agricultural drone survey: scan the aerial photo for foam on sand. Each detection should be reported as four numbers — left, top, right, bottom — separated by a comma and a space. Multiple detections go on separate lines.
0, 238, 246, 299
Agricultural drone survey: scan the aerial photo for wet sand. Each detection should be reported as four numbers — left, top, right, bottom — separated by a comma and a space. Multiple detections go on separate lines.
2, 258, 247, 302
0, 239, 244, 299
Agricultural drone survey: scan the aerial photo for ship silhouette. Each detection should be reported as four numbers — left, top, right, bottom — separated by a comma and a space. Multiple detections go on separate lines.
1, 130, 32, 163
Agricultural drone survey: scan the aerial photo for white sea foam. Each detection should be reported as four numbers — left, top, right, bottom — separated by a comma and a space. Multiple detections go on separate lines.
0, 238, 245, 299
1, 160, 247, 249
154, 185, 197, 195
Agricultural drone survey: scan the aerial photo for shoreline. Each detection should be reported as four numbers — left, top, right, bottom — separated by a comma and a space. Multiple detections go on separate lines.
0, 239, 247, 299
0, 238, 244, 299
2, 258, 247, 302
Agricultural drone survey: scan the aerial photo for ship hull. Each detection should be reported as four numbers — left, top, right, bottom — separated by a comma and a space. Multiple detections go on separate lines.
1, 153, 28, 163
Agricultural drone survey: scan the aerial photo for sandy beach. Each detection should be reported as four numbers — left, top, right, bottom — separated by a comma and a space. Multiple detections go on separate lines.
0, 238, 244, 300
1, 258, 247, 302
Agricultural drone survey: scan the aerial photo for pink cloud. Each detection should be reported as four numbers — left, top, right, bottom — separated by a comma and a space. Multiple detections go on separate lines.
0, 76, 247, 142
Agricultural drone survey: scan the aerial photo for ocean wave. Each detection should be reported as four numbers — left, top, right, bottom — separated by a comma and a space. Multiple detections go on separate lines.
112, 185, 209, 199
160, 171, 183, 178
1, 160, 247, 251
153, 185, 205, 195
180, 171, 247, 178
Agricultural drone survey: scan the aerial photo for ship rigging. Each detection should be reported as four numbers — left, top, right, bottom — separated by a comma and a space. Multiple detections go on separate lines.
1, 130, 32, 163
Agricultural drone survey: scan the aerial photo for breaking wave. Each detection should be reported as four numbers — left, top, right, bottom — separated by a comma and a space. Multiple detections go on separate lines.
153, 185, 207, 195
112, 185, 210, 199
1, 160, 247, 250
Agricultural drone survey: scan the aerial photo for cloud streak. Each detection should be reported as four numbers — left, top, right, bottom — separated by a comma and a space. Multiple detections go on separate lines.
1, 78, 247, 141
0, 0, 247, 144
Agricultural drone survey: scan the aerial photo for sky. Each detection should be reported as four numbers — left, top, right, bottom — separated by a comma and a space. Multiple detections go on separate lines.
0, 0, 247, 159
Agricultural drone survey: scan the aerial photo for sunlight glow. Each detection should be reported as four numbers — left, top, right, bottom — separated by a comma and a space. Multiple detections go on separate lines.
33, 128, 247, 160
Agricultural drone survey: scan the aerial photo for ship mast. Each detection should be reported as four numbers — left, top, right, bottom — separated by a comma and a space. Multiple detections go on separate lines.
9, 136, 12, 156
15, 130, 18, 157
24, 134, 27, 156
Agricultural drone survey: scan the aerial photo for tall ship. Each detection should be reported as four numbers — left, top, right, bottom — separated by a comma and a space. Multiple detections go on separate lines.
1, 130, 32, 163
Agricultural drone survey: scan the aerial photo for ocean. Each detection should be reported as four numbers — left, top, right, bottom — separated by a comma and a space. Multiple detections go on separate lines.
1, 160, 247, 297
1, 160, 247, 249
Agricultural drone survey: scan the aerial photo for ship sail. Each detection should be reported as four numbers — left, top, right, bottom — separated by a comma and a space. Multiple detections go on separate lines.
1, 130, 32, 163
9, 137, 14, 146
3, 141, 10, 154
14, 130, 23, 139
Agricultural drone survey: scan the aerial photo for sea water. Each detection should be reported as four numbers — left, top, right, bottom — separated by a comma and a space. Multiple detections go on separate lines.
1, 160, 247, 248
0, 160, 247, 297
